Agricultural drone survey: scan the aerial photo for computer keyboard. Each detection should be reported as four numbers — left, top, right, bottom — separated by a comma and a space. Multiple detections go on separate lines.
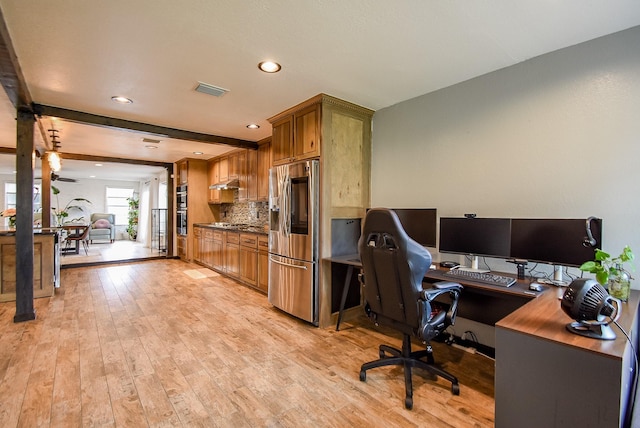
443, 269, 516, 287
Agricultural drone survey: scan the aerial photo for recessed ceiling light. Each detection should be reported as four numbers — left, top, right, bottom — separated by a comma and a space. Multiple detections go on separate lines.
258, 61, 281, 73
95, 163, 103, 167
111, 95, 133, 104
145, 145, 158, 149
193, 151, 203, 155
247, 124, 260, 129
89, 175, 96, 178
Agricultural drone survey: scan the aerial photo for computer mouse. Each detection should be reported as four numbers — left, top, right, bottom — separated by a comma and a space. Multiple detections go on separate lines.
529, 282, 543, 292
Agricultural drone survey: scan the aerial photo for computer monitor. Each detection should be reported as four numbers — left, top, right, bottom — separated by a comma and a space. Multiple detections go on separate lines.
510, 218, 602, 270
439, 217, 512, 271
391, 208, 438, 248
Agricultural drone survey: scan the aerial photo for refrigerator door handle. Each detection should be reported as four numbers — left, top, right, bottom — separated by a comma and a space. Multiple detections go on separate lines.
269, 255, 308, 270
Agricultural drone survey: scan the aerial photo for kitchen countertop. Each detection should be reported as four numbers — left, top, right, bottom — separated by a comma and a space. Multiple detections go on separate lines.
194, 223, 268, 235
0, 228, 59, 236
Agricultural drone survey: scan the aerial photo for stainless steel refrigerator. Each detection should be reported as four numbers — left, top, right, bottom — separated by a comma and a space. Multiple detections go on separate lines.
268, 159, 319, 325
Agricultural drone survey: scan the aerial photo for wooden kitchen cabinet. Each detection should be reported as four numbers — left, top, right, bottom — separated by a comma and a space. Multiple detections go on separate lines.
207, 158, 233, 204
175, 158, 214, 261
257, 138, 271, 201
203, 229, 214, 267
218, 156, 229, 183
178, 160, 188, 184
193, 227, 202, 263
239, 233, 258, 286
269, 103, 320, 165
225, 231, 240, 278
238, 149, 247, 201
294, 103, 320, 160
271, 115, 293, 165
257, 235, 269, 294
228, 150, 241, 180
246, 149, 258, 201
207, 158, 219, 203
212, 230, 224, 271
177, 235, 187, 260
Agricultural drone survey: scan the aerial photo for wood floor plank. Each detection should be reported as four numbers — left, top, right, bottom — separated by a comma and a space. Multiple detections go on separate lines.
0, 259, 495, 427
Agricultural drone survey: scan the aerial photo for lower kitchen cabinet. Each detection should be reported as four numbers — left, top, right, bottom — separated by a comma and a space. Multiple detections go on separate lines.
239, 233, 258, 286
257, 235, 269, 293
194, 226, 267, 293
212, 230, 224, 271
193, 227, 202, 263
225, 231, 240, 278
177, 235, 187, 260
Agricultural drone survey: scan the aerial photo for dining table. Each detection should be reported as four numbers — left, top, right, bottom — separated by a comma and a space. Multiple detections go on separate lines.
61, 224, 90, 254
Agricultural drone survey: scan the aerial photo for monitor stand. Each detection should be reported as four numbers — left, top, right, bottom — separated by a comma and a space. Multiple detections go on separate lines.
457, 255, 490, 274
552, 265, 569, 286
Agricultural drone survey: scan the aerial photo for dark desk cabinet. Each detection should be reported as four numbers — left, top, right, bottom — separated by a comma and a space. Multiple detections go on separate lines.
495, 289, 639, 428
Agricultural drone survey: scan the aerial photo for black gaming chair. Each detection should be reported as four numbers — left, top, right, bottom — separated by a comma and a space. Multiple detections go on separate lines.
358, 208, 463, 410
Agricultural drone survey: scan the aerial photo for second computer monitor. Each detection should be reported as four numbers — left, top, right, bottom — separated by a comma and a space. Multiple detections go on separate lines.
439, 217, 512, 258
510, 218, 602, 267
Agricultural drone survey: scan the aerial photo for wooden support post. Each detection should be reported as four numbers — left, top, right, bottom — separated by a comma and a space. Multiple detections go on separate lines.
41, 153, 51, 228
14, 107, 36, 323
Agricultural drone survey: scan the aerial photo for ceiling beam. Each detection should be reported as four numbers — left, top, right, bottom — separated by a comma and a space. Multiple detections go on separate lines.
0, 7, 52, 151
32, 104, 259, 150
60, 151, 172, 169
0, 7, 29, 109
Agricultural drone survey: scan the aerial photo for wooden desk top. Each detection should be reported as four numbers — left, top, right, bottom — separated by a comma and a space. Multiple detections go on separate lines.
497, 287, 640, 360
325, 253, 541, 299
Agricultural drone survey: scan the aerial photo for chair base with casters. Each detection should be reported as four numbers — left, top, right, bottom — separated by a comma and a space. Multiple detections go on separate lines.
359, 332, 459, 410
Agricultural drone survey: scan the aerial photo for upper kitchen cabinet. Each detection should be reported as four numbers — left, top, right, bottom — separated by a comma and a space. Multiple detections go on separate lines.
207, 158, 233, 204
257, 137, 271, 201
269, 103, 320, 166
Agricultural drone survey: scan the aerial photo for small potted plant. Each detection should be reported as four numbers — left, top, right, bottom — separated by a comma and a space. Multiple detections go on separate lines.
580, 246, 634, 301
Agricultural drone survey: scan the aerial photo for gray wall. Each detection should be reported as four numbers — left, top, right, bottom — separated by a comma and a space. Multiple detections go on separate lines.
371, 25, 640, 283
371, 26, 640, 346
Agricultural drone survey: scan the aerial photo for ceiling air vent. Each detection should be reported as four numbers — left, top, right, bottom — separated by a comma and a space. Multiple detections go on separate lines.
195, 82, 229, 97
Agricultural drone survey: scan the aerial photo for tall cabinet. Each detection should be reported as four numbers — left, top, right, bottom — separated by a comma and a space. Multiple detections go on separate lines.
268, 94, 373, 328
175, 158, 215, 261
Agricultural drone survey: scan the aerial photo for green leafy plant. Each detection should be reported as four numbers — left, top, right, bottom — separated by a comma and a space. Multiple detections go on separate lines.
580, 245, 635, 285
52, 185, 92, 225
126, 196, 139, 240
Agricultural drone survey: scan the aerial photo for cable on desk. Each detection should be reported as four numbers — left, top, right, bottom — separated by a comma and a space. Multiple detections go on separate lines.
614, 320, 638, 428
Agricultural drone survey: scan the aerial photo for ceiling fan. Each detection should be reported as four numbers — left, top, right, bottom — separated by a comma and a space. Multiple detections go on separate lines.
35, 172, 77, 183
51, 172, 77, 183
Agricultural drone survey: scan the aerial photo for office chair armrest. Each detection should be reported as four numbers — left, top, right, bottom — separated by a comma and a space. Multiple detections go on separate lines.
421, 282, 463, 301
421, 282, 463, 326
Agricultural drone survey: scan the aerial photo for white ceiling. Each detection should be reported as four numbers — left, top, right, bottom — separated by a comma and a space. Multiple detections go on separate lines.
0, 1, 639, 180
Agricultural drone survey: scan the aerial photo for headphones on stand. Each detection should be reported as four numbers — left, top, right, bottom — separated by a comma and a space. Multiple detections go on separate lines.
583, 216, 598, 248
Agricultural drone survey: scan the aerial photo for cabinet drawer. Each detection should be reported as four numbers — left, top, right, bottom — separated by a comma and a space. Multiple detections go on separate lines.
226, 232, 239, 244
240, 233, 258, 249
258, 235, 268, 251
204, 229, 214, 239
213, 230, 223, 241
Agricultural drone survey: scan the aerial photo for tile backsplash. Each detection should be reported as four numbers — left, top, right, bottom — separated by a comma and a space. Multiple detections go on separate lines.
221, 201, 268, 227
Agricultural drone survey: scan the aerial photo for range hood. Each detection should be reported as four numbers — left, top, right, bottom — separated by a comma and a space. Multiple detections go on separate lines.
209, 178, 240, 190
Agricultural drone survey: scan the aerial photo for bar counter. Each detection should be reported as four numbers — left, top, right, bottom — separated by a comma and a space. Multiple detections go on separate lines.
0, 228, 58, 302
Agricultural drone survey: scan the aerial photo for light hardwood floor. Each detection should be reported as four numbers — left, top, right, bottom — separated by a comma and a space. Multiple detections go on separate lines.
0, 259, 495, 427
61, 240, 165, 266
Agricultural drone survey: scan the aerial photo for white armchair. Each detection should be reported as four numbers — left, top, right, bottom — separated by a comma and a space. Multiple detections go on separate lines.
89, 213, 116, 243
